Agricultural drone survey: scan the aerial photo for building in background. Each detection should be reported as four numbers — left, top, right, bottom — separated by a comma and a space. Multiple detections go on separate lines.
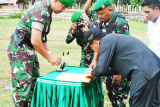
0, 0, 25, 9
16, 0, 25, 9
0, 0, 88, 9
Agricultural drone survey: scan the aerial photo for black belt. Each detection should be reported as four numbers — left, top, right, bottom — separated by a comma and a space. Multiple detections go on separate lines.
14, 29, 34, 48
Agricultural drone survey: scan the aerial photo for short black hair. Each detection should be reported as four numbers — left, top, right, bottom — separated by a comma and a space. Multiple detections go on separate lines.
141, 0, 160, 9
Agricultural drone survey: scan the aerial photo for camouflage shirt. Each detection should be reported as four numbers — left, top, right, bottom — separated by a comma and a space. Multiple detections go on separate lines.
66, 9, 99, 49
87, 9, 100, 28
66, 20, 97, 67
66, 21, 96, 50
16, 0, 52, 43
98, 11, 129, 35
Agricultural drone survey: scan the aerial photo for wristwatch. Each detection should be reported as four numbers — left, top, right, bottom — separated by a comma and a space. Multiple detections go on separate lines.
48, 51, 51, 55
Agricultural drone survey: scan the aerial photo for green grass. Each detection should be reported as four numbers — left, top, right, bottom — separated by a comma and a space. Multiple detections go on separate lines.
129, 20, 148, 46
0, 19, 148, 107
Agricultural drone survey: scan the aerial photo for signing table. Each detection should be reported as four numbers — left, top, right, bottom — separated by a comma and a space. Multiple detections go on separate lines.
30, 66, 104, 107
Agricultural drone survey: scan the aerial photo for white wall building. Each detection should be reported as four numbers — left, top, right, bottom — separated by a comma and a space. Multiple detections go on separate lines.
0, 0, 24, 9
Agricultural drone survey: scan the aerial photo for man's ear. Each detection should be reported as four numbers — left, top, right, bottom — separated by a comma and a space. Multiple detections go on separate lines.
93, 40, 99, 46
155, 6, 160, 11
109, 7, 113, 12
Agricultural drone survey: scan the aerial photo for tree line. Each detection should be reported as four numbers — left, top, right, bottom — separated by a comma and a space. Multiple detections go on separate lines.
111, 0, 143, 6
24, 0, 144, 7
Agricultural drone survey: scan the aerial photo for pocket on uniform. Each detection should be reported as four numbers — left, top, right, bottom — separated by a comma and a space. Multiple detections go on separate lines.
16, 73, 30, 89
26, 48, 36, 60
16, 50, 28, 64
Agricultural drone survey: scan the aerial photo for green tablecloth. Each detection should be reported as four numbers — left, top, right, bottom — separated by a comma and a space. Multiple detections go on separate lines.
30, 66, 104, 107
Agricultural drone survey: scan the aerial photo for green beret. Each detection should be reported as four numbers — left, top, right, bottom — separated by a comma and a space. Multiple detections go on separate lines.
71, 12, 83, 22
60, 0, 76, 7
93, 0, 111, 11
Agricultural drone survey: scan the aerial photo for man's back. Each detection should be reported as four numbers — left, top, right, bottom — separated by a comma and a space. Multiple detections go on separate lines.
100, 34, 160, 76
99, 34, 160, 96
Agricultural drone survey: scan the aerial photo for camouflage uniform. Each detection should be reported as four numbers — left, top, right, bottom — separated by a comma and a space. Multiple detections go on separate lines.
66, 21, 96, 67
89, 10, 130, 107
87, 10, 100, 27
6, 0, 52, 106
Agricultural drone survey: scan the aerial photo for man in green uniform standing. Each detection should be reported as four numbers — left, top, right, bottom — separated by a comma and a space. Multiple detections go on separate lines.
6, 0, 75, 107
82, 0, 130, 106
66, 12, 97, 67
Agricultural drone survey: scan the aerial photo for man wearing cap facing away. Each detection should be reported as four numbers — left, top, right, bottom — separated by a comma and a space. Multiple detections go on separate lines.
84, 28, 160, 107
6, 0, 75, 106
82, 0, 130, 106
65, 12, 97, 67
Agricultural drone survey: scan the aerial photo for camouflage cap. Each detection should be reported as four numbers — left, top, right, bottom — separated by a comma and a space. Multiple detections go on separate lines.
93, 0, 111, 11
71, 12, 83, 22
59, 0, 76, 7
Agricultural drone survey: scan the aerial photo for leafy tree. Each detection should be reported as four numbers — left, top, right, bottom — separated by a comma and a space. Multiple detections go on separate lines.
25, 0, 35, 5
25, 0, 29, 5
111, 0, 143, 6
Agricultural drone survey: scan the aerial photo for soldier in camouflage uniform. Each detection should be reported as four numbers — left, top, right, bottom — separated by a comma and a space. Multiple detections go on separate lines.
66, 12, 97, 67
84, 0, 130, 107
6, 0, 75, 106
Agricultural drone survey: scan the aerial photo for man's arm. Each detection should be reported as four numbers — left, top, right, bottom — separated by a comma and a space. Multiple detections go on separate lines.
84, 0, 92, 15
85, 0, 99, 25
43, 42, 53, 55
90, 44, 120, 84
43, 42, 49, 51
86, 66, 117, 77
106, 68, 118, 76
31, 28, 62, 65
91, 41, 116, 76
66, 23, 78, 43
90, 51, 98, 68
65, 27, 75, 44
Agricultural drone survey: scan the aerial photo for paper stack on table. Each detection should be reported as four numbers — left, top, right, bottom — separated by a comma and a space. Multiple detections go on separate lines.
55, 73, 91, 83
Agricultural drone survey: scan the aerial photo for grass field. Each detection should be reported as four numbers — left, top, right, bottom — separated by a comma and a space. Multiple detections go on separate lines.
0, 19, 148, 107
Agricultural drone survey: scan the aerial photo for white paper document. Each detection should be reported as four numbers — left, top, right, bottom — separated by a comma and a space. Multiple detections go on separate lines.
60, 73, 86, 78
55, 73, 91, 83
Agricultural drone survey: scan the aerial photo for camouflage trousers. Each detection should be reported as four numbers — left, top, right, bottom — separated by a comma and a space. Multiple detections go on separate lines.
6, 34, 40, 107
103, 76, 130, 107
80, 57, 88, 67
80, 49, 93, 67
